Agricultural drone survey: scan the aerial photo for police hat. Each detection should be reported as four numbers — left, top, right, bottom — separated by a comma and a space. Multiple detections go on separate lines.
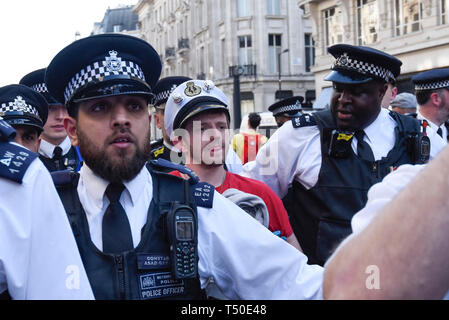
19, 68, 62, 106
325, 44, 402, 84
45, 34, 162, 113
0, 84, 48, 133
152, 76, 192, 109
268, 96, 304, 117
412, 68, 449, 91
164, 80, 229, 137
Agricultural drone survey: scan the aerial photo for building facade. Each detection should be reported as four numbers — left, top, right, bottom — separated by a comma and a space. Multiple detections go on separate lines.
91, 5, 140, 37
299, 0, 449, 99
133, 0, 316, 128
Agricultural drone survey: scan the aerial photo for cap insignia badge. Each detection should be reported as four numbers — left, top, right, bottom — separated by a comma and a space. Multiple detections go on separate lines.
203, 80, 215, 92
172, 92, 184, 104
13, 96, 27, 111
105, 50, 123, 72
184, 82, 201, 97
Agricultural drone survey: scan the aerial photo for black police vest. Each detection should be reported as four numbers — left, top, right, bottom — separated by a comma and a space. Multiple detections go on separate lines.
39, 145, 80, 172
53, 164, 206, 300
285, 110, 422, 266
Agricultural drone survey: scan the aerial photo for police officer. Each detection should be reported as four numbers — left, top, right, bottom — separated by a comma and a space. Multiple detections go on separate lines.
242, 44, 444, 266
150, 76, 191, 165
0, 84, 48, 153
45, 33, 323, 300
20, 69, 82, 172
0, 117, 93, 299
412, 68, 449, 147
268, 96, 304, 128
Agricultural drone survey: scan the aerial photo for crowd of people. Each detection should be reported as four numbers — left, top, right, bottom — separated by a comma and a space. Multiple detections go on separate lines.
1, 32, 449, 300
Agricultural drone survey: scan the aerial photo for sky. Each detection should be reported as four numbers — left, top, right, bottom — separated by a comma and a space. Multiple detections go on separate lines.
0, 0, 138, 86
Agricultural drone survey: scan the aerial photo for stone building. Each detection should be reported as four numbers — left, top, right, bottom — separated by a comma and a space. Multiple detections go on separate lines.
298, 0, 449, 101
133, 0, 317, 128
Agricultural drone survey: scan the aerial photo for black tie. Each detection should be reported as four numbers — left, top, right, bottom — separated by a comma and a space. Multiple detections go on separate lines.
53, 146, 63, 160
355, 130, 375, 162
102, 183, 134, 254
437, 127, 443, 138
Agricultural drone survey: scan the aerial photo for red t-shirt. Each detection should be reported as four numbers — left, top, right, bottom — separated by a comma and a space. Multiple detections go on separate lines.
170, 170, 293, 237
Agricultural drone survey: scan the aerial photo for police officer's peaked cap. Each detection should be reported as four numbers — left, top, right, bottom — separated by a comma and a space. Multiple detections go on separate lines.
152, 76, 192, 108
164, 79, 229, 137
0, 84, 48, 133
325, 44, 402, 84
20, 68, 62, 106
411, 68, 449, 91
268, 96, 304, 117
45, 33, 162, 112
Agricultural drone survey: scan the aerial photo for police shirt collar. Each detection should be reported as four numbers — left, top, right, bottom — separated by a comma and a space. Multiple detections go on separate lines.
416, 109, 440, 130
79, 164, 146, 210
39, 136, 72, 158
363, 107, 390, 145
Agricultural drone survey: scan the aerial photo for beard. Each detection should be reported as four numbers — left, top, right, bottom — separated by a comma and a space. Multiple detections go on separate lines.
77, 126, 151, 184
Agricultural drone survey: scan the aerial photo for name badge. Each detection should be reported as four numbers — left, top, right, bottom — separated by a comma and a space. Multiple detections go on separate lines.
137, 254, 170, 270
139, 272, 185, 300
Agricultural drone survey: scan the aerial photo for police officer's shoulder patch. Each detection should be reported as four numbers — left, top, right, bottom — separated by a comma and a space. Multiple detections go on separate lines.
292, 114, 317, 128
0, 142, 38, 183
192, 182, 214, 208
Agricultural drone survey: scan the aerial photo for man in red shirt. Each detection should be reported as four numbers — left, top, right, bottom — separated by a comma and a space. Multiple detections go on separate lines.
164, 79, 302, 251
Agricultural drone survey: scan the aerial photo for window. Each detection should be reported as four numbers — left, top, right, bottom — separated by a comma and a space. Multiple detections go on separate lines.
238, 0, 252, 17
441, 0, 449, 24
357, 0, 379, 45
238, 36, 253, 65
267, 0, 280, 15
268, 34, 282, 74
241, 92, 255, 116
305, 34, 315, 72
113, 24, 122, 33
394, 0, 422, 36
323, 7, 343, 47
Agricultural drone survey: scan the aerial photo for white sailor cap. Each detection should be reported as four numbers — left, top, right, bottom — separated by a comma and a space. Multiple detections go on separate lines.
164, 80, 229, 138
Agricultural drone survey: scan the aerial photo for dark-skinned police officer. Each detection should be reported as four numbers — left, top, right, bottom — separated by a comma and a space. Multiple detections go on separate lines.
242, 44, 444, 266
150, 76, 191, 165
44, 33, 323, 300
20, 69, 82, 172
268, 96, 304, 128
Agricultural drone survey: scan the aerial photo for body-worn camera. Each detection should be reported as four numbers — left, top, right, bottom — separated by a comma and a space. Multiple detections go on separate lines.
166, 203, 198, 280
328, 129, 355, 158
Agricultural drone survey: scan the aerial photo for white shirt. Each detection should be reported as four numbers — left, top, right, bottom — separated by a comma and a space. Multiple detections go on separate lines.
0, 155, 93, 299
326, 163, 449, 299
77, 164, 324, 300
242, 108, 444, 198
225, 147, 243, 174
416, 110, 448, 153
39, 136, 73, 158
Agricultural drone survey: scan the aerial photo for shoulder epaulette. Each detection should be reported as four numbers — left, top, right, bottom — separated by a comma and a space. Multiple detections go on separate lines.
292, 114, 317, 128
148, 158, 200, 184
191, 181, 214, 208
0, 142, 38, 183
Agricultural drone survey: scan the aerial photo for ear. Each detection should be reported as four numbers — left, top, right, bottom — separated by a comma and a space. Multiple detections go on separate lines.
64, 116, 78, 146
153, 113, 162, 129
430, 92, 442, 106
37, 138, 41, 151
391, 86, 398, 100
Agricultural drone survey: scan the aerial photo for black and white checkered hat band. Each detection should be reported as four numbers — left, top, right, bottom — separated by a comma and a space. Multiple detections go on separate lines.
332, 53, 395, 83
31, 83, 49, 94
64, 60, 146, 103
154, 90, 171, 106
415, 80, 449, 91
273, 104, 302, 115
0, 101, 40, 119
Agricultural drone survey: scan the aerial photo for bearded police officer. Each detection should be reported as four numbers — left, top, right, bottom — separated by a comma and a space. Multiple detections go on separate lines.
242, 44, 444, 266
0, 117, 93, 299
45, 33, 323, 300
268, 96, 304, 128
0, 84, 48, 153
20, 69, 82, 172
413, 68, 449, 147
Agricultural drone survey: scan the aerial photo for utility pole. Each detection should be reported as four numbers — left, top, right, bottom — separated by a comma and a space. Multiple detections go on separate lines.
277, 48, 289, 99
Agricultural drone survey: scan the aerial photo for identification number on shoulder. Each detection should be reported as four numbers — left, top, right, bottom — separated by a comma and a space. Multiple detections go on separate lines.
0, 143, 38, 183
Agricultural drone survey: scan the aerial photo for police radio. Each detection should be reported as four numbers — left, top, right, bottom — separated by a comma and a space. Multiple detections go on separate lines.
409, 120, 430, 164
166, 203, 198, 280
328, 129, 355, 158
